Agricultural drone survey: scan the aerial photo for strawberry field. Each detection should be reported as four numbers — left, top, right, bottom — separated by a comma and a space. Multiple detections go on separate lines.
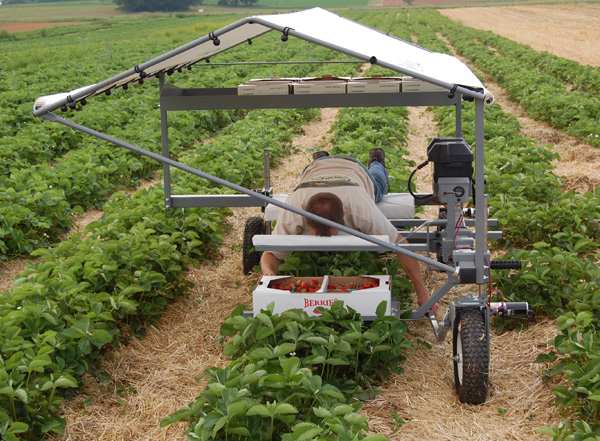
0, 6, 599, 441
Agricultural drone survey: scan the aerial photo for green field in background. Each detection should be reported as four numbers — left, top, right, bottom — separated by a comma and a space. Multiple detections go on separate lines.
2, 0, 593, 26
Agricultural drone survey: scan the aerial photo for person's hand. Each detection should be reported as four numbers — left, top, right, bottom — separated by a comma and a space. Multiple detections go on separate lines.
260, 252, 280, 277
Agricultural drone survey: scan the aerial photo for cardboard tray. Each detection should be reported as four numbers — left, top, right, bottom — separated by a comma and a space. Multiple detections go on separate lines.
346, 76, 401, 94
237, 78, 297, 95
401, 76, 448, 93
253, 275, 391, 317
291, 75, 347, 95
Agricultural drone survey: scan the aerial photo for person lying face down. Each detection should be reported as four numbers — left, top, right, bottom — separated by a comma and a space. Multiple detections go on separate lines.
260, 149, 439, 317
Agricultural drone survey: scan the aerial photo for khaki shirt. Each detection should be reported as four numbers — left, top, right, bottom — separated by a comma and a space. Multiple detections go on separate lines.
271, 158, 398, 259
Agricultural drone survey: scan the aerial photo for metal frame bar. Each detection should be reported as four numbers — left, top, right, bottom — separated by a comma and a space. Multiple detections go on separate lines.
474, 99, 486, 284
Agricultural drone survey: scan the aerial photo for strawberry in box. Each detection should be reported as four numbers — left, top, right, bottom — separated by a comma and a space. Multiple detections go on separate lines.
268, 277, 323, 293
325, 276, 380, 292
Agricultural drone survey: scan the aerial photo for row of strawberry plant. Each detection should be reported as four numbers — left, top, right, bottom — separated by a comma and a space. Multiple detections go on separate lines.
405, 15, 600, 438
162, 303, 407, 441
0, 101, 319, 440
422, 10, 600, 148
0, 21, 349, 261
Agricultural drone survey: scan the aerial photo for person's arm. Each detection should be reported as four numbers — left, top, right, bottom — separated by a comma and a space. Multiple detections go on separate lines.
395, 233, 439, 317
260, 251, 281, 276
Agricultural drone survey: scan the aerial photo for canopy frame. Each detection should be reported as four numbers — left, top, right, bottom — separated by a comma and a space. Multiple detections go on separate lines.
34, 7, 491, 286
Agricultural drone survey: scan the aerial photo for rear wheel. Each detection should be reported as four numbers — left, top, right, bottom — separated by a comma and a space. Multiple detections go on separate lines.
243, 217, 265, 275
453, 308, 490, 404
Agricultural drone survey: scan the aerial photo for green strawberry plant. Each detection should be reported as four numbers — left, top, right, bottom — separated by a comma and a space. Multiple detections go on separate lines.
163, 301, 408, 440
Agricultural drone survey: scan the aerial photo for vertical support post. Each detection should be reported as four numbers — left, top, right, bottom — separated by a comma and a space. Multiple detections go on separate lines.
159, 75, 172, 209
264, 149, 272, 234
455, 93, 463, 137
474, 98, 486, 284
263, 149, 270, 194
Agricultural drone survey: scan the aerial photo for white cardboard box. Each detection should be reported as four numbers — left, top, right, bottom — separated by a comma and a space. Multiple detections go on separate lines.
291, 76, 347, 95
346, 77, 401, 94
237, 78, 294, 96
401, 76, 448, 93
253, 275, 391, 317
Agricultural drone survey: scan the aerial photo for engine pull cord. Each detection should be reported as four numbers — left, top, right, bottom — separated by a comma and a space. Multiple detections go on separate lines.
408, 160, 433, 200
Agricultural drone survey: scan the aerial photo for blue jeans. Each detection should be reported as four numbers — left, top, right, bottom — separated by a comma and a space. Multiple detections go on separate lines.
311, 155, 388, 203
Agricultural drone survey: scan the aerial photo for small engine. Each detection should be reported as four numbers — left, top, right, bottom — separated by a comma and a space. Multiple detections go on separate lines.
427, 137, 473, 205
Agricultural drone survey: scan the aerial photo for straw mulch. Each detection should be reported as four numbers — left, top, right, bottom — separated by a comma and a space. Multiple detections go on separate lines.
362, 314, 562, 440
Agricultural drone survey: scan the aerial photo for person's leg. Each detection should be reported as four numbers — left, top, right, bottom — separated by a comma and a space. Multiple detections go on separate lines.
367, 161, 388, 203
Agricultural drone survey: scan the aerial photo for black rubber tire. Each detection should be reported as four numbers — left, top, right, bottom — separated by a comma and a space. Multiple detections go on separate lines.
453, 308, 490, 405
243, 217, 265, 275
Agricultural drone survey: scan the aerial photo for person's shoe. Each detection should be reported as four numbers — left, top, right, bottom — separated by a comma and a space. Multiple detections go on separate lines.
369, 148, 385, 167
313, 151, 330, 160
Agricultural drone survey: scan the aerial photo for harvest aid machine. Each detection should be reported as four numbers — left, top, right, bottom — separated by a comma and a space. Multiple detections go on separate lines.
33, 8, 532, 404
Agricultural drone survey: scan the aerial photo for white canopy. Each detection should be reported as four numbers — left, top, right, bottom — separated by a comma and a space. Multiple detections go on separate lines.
34, 7, 492, 115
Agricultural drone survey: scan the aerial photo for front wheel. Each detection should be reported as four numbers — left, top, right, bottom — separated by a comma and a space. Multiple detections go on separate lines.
453, 308, 490, 404
243, 217, 265, 275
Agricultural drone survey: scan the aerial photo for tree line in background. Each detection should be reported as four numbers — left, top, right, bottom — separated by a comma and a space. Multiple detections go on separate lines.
2, 0, 260, 9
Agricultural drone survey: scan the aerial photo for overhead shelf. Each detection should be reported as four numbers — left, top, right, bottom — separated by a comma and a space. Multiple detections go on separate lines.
159, 85, 459, 111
